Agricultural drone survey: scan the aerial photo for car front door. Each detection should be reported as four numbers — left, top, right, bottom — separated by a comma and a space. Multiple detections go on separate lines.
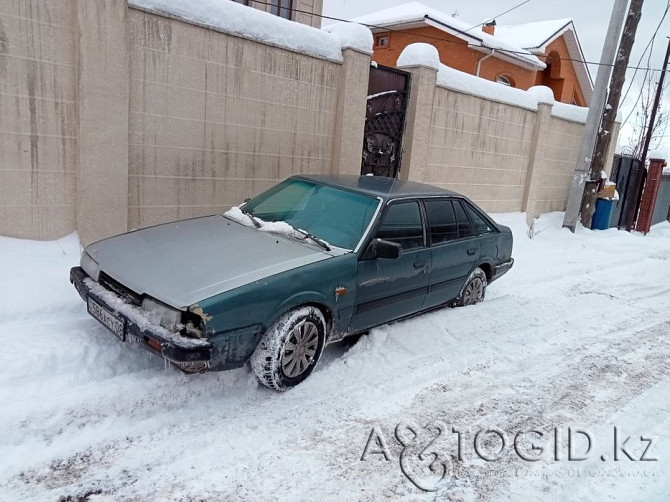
423, 198, 481, 309
350, 200, 431, 332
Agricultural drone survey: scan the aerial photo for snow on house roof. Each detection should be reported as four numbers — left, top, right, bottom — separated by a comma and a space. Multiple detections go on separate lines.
129, 0, 372, 62
496, 19, 593, 102
495, 19, 573, 51
343, 1, 545, 70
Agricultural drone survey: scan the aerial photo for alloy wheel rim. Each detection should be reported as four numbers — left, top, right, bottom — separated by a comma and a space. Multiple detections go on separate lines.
463, 278, 483, 305
281, 320, 319, 378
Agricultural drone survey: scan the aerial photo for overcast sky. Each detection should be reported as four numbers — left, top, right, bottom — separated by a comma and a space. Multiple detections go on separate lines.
323, 0, 670, 152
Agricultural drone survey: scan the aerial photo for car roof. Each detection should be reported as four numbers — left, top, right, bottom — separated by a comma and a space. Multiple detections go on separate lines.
292, 174, 461, 201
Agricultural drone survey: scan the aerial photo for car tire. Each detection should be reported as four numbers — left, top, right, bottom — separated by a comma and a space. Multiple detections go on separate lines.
250, 306, 326, 391
455, 268, 487, 307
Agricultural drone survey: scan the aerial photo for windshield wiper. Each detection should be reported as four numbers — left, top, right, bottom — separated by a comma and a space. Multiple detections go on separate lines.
294, 228, 331, 252
240, 207, 261, 228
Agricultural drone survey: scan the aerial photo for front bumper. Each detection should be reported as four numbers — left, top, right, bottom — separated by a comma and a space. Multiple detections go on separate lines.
70, 267, 212, 371
492, 258, 514, 282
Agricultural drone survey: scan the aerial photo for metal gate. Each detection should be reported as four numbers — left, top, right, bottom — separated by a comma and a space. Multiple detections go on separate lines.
361, 64, 411, 178
609, 155, 646, 230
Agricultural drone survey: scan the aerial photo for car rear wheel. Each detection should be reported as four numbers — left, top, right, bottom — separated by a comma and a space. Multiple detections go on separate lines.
251, 306, 326, 391
455, 268, 487, 306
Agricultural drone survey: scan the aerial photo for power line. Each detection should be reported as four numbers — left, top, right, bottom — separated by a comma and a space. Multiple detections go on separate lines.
621, 1, 670, 127
620, 1, 670, 107
249, 0, 669, 73
463, 0, 531, 32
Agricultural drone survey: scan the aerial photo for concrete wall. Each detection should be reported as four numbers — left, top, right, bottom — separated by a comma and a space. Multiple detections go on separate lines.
1, 4, 614, 242
397, 59, 620, 221
0, 0, 368, 244
422, 85, 535, 213
127, 9, 343, 229
0, 0, 77, 239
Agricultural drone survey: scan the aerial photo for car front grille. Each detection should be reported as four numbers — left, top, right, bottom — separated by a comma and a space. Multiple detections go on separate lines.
98, 272, 142, 306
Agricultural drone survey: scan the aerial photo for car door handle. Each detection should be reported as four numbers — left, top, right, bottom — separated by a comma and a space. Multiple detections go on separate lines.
414, 260, 426, 269
467, 248, 476, 256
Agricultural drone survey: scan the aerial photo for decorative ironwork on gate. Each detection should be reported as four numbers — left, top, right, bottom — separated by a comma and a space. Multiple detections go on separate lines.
361, 65, 410, 178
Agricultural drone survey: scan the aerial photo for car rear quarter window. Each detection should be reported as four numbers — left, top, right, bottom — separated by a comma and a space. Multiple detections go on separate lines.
376, 201, 424, 249
424, 199, 458, 244
463, 202, 496, 235
453, 201, 475, 239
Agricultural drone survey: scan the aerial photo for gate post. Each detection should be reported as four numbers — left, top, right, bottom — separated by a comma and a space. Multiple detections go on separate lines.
331, 48, 371, 176
521, 87, 554, 227
635, 157, 666, 233
396, 60, 438, 182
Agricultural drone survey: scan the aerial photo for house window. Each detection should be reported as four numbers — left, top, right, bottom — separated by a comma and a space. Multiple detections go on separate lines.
496, 74, 515, 87
231, 0, 249, 5
270, 0, 292, 20
375, 35, 390, 48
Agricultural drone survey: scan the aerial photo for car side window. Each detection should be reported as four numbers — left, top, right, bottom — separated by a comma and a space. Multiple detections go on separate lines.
424, 199, 458, 244
376, 201, 424, 250
464, 202, 496, 235
453, 201, 475, 239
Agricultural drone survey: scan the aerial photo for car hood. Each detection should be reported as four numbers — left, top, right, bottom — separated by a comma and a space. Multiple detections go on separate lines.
84, 215, 331, 308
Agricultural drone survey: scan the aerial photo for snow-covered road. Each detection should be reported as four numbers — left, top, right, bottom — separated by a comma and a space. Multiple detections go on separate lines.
1, 213, 669, 501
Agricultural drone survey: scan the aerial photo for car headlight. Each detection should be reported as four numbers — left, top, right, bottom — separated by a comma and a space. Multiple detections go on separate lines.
80, 251, 100, 281
141, 297, 182, 332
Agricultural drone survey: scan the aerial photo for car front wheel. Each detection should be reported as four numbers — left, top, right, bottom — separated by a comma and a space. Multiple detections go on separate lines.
251, 306, 326, 391
455, 268, 487, 306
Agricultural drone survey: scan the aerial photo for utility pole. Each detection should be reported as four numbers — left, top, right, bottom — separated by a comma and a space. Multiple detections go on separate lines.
563, 0, 629, 232
580, 0, 644, 228
639, 37, 670, 168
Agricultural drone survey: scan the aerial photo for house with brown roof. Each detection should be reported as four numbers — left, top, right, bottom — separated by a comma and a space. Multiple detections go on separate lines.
349, 2, 592, 106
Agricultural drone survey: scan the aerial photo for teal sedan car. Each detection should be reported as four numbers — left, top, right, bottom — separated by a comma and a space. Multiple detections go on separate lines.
70, 175, 513, 391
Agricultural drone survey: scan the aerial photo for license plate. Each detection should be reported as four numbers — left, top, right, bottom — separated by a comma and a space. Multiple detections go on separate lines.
87, 296, 126, 341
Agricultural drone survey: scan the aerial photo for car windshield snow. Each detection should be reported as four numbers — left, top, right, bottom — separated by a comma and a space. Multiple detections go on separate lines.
237, 179, 380, 250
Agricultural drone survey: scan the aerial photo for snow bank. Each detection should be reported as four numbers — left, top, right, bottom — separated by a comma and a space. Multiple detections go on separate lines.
397, 43, 440, 70
129, 0, 371, 62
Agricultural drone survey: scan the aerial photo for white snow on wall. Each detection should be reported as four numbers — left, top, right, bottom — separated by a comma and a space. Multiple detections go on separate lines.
552, 101, 588, 123
648, 149, 669, 161
322, 22, 373, 54
129, 0, 371, 61
396, 42, 440, 69
436, 63, 538, 111
391, 44, 589, 121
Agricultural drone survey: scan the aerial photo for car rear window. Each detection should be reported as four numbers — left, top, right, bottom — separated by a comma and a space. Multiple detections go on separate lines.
453, 201, 475, 238
424, 199, 458, 244
463, 201, 496, 235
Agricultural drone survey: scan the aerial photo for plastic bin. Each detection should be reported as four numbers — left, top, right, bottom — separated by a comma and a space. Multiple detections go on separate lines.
591, 198, 615, 230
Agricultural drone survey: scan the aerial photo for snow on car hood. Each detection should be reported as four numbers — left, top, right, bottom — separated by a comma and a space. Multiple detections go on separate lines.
84, 215, 331, 308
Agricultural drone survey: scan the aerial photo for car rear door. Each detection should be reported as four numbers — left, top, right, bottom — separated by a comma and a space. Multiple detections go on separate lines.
350, 200, 431, 332
423, 198, 481, 309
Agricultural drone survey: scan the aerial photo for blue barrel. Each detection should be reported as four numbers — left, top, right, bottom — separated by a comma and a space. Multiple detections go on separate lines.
591, 198, 615, 230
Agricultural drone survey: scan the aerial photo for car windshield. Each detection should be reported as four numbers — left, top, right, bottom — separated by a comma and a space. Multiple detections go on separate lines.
239, 179, 380, 250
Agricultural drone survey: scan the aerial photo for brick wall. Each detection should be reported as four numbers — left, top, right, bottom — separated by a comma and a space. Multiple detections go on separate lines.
370, 26, 586, 105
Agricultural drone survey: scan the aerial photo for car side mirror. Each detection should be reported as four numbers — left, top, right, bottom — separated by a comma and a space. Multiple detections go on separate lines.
363, 238, 402, 260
